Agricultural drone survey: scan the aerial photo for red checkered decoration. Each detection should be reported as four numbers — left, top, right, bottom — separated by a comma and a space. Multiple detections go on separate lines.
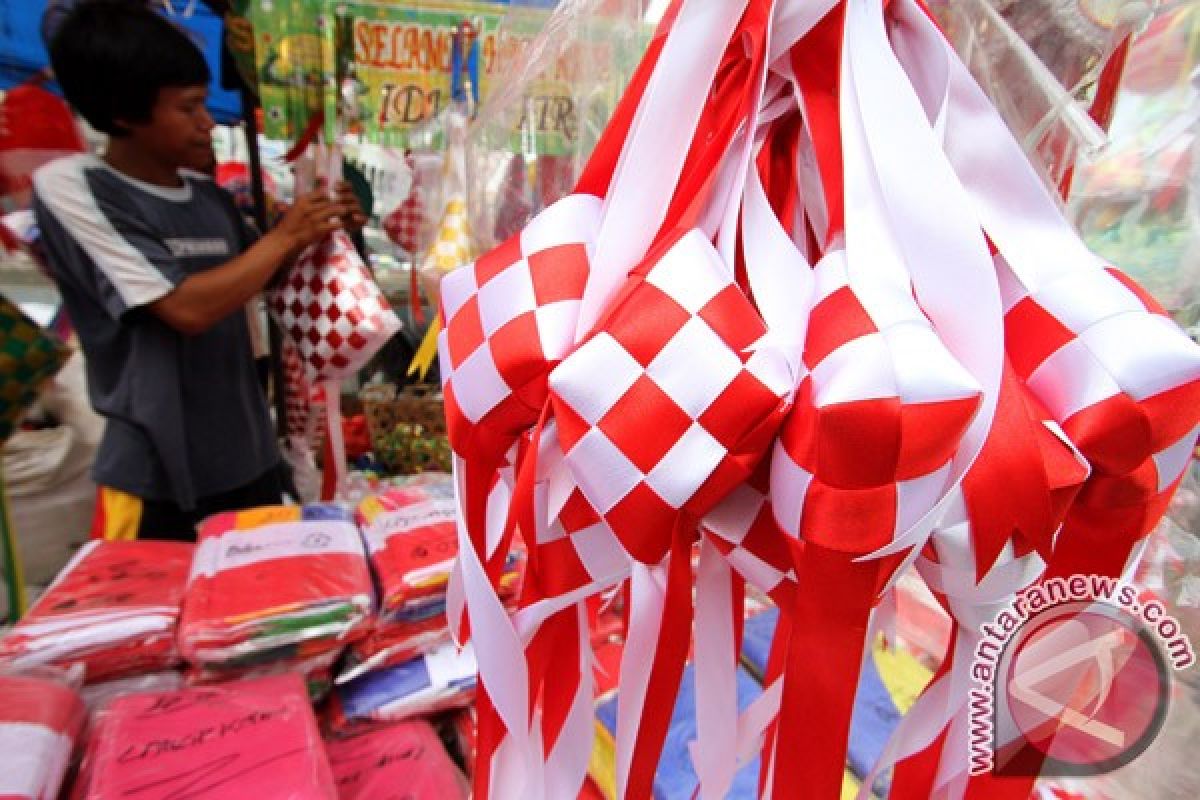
281, 338, 326, 449
383, 186, 429, 255
769, 249, 983, 555
439, 194, 600, 459
269, 231, 401, 383
999, 260, 1200, 579
548, 229, 795, 565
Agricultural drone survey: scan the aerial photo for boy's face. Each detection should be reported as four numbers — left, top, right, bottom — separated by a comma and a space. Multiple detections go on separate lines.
122, 86, 216, 173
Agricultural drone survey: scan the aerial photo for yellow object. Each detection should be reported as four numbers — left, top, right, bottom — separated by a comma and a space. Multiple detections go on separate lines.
589, 717, 618, 800
92, 485, 144, 542
1, 465, 27, 620
408, 195, 470, 380
872, 637, 933, 715
408, 314, 443, 380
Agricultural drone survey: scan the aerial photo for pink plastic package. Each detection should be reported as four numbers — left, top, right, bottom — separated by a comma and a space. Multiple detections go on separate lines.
71, 674, 336, 799
324, 719, 468, 799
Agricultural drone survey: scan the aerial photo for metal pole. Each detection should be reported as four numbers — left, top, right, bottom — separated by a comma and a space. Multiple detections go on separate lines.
240, 89, 291, 440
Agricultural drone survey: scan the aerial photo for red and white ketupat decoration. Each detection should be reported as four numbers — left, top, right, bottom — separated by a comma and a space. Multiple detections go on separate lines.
270, 231, 401, 384
439, 0, 1200, 799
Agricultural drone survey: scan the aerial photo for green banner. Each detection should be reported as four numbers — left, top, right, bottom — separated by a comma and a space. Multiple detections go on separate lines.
248, 0, 639, 156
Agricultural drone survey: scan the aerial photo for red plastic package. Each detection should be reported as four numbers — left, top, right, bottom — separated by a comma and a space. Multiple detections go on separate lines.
0, 541, 193, 682
0, 670, 86, 800
324, 720, 468, 799
178, 505, 373, 668
71, 674, 336, 800
355, 484, 521, 623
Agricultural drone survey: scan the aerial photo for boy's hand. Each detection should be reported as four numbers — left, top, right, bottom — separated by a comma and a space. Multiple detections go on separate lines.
333, 180, 369, 232
271, 189, 357, 258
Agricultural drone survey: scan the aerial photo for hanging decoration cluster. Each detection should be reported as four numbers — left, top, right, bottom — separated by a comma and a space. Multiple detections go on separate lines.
439, 1, 1200, 798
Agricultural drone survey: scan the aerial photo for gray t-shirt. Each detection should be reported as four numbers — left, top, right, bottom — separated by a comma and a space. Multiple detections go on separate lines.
33, 154, 278, 509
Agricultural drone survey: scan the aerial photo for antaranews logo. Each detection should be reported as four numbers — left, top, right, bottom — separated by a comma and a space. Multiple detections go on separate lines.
968, 575, 1195, 778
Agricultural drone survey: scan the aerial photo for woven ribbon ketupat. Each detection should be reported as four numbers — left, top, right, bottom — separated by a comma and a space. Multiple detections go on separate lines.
440, 1, 1200, 799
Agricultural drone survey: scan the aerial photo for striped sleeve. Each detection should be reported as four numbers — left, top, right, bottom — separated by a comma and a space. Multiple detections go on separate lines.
32, 156, 186, 319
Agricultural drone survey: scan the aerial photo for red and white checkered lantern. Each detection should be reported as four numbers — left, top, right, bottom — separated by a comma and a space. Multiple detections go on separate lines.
269, 230, 401, 384
548, 229, 795, 564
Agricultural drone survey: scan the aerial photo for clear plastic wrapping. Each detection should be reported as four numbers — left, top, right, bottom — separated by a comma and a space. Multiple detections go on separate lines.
324, 719, 469, 799
928, 0, 1151, 186
71, 674, 337, 799
1069, 4, 1200, 320
465, 0, 649, 254
0, 668, 86, 800
0, 541, 193, 682
78, 672, 185, 716
178, 505, 374, 669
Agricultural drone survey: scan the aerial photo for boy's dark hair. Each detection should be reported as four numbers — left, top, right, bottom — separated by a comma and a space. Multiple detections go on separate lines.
49, 1, 211, 137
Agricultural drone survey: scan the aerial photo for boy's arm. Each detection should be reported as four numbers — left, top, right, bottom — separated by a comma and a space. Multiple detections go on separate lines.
149, 191, 351, 335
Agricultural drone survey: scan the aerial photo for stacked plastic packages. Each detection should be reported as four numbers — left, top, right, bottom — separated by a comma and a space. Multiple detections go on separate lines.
0, 541, 192, 681
0, 670, 86, 800
341, 477, 520, 682
178, 505, 373, 694
70, 674, 337, 799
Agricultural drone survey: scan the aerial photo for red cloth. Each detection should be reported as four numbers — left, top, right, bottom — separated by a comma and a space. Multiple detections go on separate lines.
73, 675, 336, 799
325, 720, 468, 799
0, 672, 86, 800
0, 541, 192, 682
0, 83, 85, 204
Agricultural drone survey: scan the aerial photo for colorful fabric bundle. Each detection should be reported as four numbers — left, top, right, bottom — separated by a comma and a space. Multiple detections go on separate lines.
328, 642, 477, 734
343, 482, 518, 683
439, 0, 1200, 797
0, 541, 192, 682
357, 481, 519, 622
178, 505, 373, 669
71, 674, 336, 800
0, 671, 85, 800
324, 720, 469, 800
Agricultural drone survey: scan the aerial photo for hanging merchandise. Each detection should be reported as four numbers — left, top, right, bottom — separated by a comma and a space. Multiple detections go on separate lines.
382, 152, 438, 256
178, 504, 374, 671
269, 226, 401, 386
71, 674, 337, 800
0, 541, 193, 682
324, 719, 470, 799
267, 171, 402, 499
0, 669, 86, 800
439, 0, 1200, 798
247, 0, 327, 144
408, 101, 474, 380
